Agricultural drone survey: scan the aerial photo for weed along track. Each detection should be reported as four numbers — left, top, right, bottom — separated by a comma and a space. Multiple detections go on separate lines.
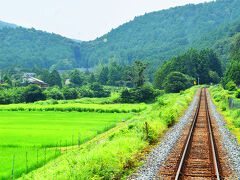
157, 88, 231, 179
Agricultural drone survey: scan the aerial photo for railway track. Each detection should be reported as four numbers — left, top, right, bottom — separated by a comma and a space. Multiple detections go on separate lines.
157, 88, 222, 179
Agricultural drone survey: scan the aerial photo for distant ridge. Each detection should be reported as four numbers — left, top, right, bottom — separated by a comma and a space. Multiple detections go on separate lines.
78, 0, 240, 70
1, 0, 240, 72
0, 20, 17, 29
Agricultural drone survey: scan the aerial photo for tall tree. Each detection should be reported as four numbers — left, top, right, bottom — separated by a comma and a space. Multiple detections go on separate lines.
125, 60, 149, 88
40, 69, 51, 84
107, 62, 122, 86
49, 70, 62, 88
223, 34, 240, 86
98, 66, 109, 85
2, 74, 12, 87
70, 69, 84, 86
89, 73, 96, 83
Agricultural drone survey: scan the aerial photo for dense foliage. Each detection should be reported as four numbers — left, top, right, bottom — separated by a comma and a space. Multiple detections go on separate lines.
210, 85, 240, 140
1, 1, 240, 73
222, 33, 240, 86
0, 27, 82, 69
120, 85, 162, 103
78, 0, 240, 71
0, 20, 17, 29
0, 83, 111, 104
193, 18, 240, 68
163, 72, 194, 93
153, 49, 222, 90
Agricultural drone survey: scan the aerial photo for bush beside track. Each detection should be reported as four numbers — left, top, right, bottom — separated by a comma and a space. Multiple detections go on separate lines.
210, 85, 240, 143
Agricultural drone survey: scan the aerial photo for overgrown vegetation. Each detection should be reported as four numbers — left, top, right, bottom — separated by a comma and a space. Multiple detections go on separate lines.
222, 33, 240, 87
210, 85, 240, 142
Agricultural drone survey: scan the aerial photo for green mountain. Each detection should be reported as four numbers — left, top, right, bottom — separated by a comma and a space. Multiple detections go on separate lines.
191, 17, 240, 68
78, 0, 240, 70
0, 20, 17, 29
1, 0, 240, 72
0, 27, 83, 69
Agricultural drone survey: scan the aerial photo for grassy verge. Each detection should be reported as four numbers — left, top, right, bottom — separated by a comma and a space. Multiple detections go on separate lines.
19, 86, 198, 180
210, 85, 240, 143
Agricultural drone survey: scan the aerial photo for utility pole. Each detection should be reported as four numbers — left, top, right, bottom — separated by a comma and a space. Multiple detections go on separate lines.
198, 77, 200, 85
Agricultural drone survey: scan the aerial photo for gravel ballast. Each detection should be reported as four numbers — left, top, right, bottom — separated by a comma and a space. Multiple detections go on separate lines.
207, 90, 240, 178
128, 90, 200, 180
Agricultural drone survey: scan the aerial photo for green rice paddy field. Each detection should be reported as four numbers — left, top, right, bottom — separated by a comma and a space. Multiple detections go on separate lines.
0, 110, 134, 179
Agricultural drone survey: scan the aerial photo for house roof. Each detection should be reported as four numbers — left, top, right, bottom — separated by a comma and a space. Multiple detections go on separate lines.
28, 77, 47, 85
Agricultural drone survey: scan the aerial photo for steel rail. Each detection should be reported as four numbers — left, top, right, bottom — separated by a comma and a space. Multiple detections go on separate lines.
174, 88, 220, 179
174, 88, 202, 180
205, 88, 220, 180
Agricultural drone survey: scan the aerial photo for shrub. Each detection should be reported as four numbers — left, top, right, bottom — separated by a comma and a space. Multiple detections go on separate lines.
221, 106, 226, 111
120, 85, 160, 103
120, 89, 133, 103
44, 86, 64, 100
0, 93, 12, 104
157, 98, 166, 106
165, 110, 176, 127
233, 118, 240, 128
90, 82, 111, 98
236, 90, 240, 98
78, 87, 94, 98
135, 85, 159, 102
225, 80, 237, 91
62, 87, 78, 100
23, 84, 46, 103
163, 72, 194, 93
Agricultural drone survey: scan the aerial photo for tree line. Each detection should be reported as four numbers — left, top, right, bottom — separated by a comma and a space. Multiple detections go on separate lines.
153, 49, 222, 92
222, 33, 240, 90
0, 61, 160, 104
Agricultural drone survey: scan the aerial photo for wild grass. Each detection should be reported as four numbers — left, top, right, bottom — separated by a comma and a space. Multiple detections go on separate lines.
0, 103, 146, 113
19, 86, 198, 180
0, 111, 133, 180
210, 85, 240, 143
35, 92, 121, 105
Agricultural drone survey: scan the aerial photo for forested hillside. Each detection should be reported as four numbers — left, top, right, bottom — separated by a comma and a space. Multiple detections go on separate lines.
0, 27, 83, 69
192, 17, 240, 68
1, 0, 240, 71
79, 0, 240, 69
222, 33, 240, 86
0, 20, 17, 29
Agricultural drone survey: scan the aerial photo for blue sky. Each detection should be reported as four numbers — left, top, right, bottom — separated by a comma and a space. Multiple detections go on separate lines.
0, 0, 213, 41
